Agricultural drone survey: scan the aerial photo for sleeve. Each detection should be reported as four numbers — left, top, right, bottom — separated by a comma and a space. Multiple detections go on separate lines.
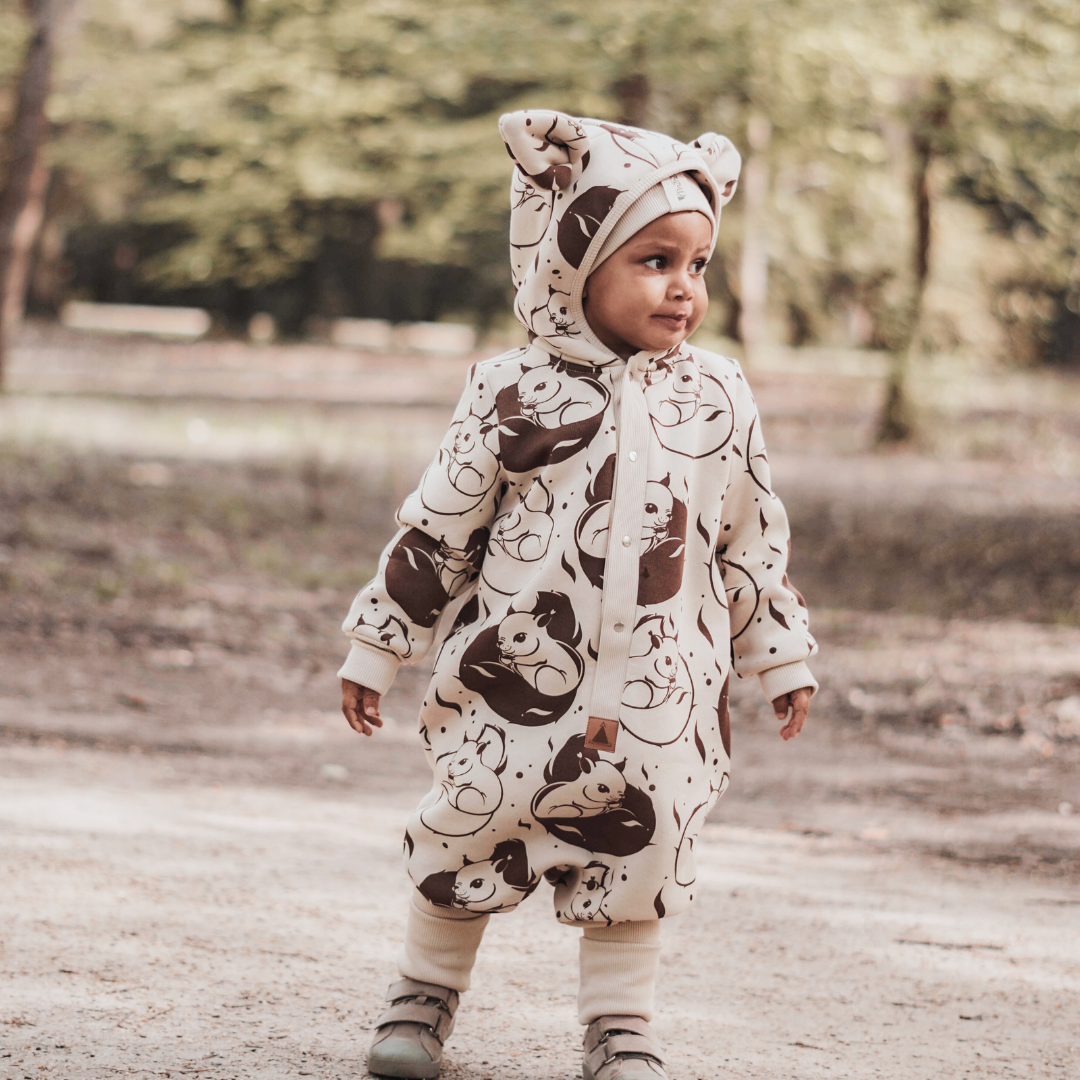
337, 363, 503, 694
718, 364, 818, 701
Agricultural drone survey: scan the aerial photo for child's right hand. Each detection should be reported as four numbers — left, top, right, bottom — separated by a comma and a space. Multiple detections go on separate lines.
341, 678, 383, 737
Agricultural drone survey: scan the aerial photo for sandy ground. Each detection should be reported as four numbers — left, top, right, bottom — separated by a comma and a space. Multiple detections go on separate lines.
2, 626, 1079, 1080
2, 334, 1080, 1078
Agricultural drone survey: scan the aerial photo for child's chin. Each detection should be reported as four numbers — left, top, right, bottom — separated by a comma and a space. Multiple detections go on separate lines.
635, 330, 684, 352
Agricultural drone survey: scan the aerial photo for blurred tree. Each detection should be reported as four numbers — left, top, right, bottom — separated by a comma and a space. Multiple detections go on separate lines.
14, 0, 1077, 380
0, 0, 70, 388
944, 0, 1080, 367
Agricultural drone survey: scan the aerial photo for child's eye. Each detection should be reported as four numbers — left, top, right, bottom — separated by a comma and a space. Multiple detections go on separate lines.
642, 255, 666, 270
691, 258, 709, 275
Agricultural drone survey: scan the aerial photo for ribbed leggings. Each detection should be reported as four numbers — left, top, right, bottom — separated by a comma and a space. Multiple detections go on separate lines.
398, 891, 661, 1025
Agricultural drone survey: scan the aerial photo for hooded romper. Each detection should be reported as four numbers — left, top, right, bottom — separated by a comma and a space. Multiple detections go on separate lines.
339, 111, 817, 928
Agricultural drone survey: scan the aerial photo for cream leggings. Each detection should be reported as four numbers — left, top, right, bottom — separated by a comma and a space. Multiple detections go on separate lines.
398, 891, 661, 1025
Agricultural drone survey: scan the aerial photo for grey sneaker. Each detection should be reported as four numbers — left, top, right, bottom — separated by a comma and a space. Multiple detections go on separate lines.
366, 978, 459, 1079
582, 1015, 668, 1080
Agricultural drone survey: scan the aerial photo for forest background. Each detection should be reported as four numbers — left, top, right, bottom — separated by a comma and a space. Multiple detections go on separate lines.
2, 9, 1080, 1075
0, 0, 1078, 404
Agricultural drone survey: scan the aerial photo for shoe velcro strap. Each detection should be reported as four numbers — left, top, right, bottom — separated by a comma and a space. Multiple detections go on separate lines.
386, 978, 459, 1012
584, 1044, 665, 1076
597, 1015, 652, 1038
601, 1034, 663, 1061
584, 1014, 655, 1054
375, 1002, 454, 1043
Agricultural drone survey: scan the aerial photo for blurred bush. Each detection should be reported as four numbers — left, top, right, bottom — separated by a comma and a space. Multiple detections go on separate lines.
0, 443, 398, 606
4, 0, 1078, 361
3, 440, 1077, 624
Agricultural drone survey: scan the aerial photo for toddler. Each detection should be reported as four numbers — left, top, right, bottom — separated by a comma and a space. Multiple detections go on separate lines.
339, 110, 817, 1080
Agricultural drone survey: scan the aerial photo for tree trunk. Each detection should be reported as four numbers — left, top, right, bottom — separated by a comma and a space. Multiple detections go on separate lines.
612, 33, 650, 129
877, 83, 949, 444
2, 154, 50, 331
877, 126, 931, 443
613, 72, 650, 129
0, 0, 66, 389
738, 114, 771, 361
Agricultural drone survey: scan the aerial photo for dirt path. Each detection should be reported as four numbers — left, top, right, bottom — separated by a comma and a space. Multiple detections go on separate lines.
3, 350, 1080, 1077
2, 653, 1078, 1080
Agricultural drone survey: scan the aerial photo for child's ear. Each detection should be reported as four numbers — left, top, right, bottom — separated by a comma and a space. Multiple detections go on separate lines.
499, 110, 590, 191
690, 133, 742, 206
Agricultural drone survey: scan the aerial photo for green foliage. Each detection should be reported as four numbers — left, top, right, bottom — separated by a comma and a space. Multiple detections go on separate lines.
0, 0, 29, 86
23, 0, 1080, 359
0, 0, 32, 176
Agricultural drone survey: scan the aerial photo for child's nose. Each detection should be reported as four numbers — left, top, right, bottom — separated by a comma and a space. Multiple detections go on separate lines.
669, 270, 695, 299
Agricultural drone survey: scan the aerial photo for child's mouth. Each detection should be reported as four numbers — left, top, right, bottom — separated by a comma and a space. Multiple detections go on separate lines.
651, 313, 689, 329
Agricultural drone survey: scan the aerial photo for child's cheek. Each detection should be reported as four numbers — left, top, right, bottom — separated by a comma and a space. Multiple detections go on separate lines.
690, 287, 709, 331
641, 276, 667, 315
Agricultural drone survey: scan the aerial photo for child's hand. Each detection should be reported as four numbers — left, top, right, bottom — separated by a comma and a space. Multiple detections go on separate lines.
341, 679, 383, 737
772, 686, 812, 741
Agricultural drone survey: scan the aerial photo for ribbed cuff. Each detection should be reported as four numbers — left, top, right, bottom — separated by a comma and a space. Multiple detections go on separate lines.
397, 892, 489, 993
758, 660, 818, 704
578, 921, 661, 1024
336, 640, 401, 695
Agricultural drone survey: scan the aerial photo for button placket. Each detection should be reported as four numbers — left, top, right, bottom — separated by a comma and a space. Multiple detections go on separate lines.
588, 358, 651, 727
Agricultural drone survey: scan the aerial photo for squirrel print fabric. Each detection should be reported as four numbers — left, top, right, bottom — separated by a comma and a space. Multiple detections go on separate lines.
340, 112, 816, 925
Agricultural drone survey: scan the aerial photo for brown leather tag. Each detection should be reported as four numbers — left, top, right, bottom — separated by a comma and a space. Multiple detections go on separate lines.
584, 715, 619, 752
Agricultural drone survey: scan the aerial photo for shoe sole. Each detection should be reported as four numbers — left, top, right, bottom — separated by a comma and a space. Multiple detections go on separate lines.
367, 1015, 454, 1079
582, 1057, 666, 1080
366, 1052, 442, 1080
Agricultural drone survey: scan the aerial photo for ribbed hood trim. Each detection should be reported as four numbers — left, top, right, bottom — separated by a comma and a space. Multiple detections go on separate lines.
567, 159, 721, 364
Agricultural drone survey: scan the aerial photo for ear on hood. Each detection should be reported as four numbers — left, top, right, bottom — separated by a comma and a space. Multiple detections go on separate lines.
500, 111, 741, 204
689, 132, 742, 206
500, 110, 591, 191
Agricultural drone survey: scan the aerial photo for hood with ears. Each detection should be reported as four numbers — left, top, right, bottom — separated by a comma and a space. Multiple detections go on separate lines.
499, 109, 741, 368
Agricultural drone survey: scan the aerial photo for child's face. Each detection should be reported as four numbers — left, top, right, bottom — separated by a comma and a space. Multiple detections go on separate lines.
584, 211, 712, 360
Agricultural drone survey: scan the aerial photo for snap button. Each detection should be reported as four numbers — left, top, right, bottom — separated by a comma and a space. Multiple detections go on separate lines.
621, 535, 631, 547
613, 621, 625, 632
627, 451, 637, 462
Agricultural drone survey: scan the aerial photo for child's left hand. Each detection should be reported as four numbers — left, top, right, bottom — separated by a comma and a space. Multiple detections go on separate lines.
772, 687, 813, 741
